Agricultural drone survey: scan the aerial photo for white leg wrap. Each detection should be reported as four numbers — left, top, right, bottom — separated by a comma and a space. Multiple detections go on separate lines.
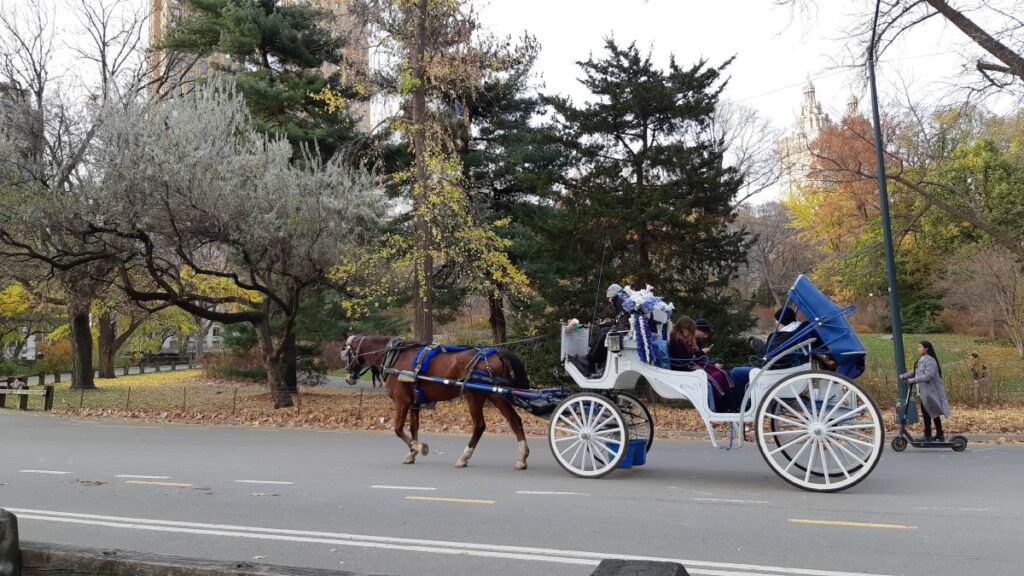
515, 439, 529, 470
455, 446, 474, 468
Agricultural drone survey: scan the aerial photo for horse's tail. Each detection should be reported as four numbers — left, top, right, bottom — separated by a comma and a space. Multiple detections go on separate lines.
498, 351, 530, 389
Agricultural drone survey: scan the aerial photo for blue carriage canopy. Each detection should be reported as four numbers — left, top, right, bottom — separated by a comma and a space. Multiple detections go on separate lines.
764, 275, 866, 379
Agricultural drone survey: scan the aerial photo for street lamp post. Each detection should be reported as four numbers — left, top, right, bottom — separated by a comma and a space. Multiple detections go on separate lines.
867, 0, 909, 419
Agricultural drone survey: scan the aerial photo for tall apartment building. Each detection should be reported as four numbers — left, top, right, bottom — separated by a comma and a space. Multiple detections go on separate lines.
776, 81, 862, 196
775, 81, 833, 196
149, 0, 370, 130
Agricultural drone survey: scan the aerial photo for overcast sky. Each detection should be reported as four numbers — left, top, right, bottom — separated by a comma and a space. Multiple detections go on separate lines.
29, 0, 976, 185
478, 0, 966, 132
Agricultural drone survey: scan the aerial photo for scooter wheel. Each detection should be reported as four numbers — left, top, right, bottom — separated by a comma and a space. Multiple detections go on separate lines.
891, 436, 908, 452
951, 435, 968, 452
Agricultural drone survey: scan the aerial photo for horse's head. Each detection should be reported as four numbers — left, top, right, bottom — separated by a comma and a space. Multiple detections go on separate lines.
342, 335, 367, 385
342, 335, 386, 386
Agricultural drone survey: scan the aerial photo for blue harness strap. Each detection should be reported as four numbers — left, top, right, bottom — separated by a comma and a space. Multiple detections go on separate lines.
406, 345, 500, 408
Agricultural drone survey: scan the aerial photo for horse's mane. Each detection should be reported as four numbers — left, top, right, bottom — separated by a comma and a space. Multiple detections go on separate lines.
498, 351, 530, 389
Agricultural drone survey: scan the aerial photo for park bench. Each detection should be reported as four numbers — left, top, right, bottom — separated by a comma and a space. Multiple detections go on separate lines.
0, 376, 54, 411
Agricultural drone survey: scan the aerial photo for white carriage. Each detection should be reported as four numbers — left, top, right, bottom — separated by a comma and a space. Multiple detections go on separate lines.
549, 275, 885, 493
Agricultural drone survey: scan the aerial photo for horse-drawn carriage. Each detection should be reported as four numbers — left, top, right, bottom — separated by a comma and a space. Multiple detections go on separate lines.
344, 275, 884, 493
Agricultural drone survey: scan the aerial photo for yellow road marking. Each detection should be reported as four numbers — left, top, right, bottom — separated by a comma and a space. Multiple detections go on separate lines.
405, 496, 495, 505
789, 518, 916, 530
124, 480, 193, 488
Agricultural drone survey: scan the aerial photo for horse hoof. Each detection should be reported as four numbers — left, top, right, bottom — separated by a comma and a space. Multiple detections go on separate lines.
455, 459, 468, 468
417, 442, 430, 456
514, 462, 527, 470
403, 453, 417, 465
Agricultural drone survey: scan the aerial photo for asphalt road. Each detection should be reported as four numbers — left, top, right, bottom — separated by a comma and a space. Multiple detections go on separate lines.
1, 412, 1021, 576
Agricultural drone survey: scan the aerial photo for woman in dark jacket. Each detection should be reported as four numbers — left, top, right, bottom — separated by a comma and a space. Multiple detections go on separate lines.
900, 340, 952, 441
670, 316, 734, 410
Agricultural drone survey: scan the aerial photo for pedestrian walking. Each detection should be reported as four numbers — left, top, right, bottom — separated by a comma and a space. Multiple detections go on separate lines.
900, 341, 952, 442
968, 351, 988, 403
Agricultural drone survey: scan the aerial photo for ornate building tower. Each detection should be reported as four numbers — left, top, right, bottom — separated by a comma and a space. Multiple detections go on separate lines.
776, 81, 833, 196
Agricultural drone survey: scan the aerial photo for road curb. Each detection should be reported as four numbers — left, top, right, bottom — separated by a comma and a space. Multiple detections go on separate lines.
18, 541, 382, 576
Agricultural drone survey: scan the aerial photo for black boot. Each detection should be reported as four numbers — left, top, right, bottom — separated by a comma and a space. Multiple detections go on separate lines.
934, 418, 945, 442
919, 422, 932, 443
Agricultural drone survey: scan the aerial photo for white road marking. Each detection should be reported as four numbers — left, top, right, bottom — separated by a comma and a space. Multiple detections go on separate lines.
18, 470, 70, 475
371, 485, 436, 491
124, 480, 193, 488
115, 475, 172, 480
692, 497, 770, 505
9, 508, 899, 576
913, 506, 990, 512
235, 480, 295, 485
668, 486, 717, 496
515, 491, 590, 496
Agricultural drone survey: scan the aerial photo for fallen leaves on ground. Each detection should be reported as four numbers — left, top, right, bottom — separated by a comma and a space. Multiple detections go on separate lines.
47, 377, 1024, 440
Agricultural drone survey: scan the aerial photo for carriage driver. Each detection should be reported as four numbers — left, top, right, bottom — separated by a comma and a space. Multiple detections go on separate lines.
581, 284, 630, 375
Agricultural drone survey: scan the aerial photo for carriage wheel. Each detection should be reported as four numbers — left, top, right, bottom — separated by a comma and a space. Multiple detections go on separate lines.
756, 371, 884, 493
769, 398, 865, 477
615, 392, 653, 453
549, 393, 629, 478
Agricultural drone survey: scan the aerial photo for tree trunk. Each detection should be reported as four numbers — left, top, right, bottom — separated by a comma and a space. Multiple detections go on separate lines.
266, 356, 293, 409
411, 0, 434, 343
254, 317, 293, 408
284, 330, 298, 393
97, 311, 117, 379
69, 299, 95, 390
193, 317, 212, 361
488, 293, 507, 344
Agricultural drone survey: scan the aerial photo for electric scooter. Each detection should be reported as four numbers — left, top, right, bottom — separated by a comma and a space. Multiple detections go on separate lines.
890, 379, 967, 452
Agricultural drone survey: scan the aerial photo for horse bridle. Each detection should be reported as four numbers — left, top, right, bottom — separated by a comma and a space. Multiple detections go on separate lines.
344, 336, 374, 385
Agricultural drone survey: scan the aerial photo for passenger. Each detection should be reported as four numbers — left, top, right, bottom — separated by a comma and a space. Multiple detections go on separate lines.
695, 318, 714, 355
749, 306, 812, 369
670, 316, 734, 409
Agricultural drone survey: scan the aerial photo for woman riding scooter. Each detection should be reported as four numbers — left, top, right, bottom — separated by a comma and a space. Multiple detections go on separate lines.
900, 341, 951, 442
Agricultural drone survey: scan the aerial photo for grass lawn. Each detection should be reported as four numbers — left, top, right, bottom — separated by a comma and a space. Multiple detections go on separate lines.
858, 333, 1024, 404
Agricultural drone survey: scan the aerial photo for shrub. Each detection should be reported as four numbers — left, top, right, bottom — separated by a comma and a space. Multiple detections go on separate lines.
0, 359, 21, 376
901, 299, 947, 334
203, 350, 265, 382
36, 341, 74, 374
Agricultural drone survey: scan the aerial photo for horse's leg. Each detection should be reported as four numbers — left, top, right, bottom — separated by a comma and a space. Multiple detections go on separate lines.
491, 395, 530, 470
393, 400, 418, 465
409, 407, 429, 456
456, 393, 487, 468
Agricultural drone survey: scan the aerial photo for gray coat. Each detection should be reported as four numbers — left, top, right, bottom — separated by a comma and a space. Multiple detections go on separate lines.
902, 354, 951, 418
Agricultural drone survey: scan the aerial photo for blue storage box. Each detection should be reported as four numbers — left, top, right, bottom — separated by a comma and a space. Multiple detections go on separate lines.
607, 438, 648, 469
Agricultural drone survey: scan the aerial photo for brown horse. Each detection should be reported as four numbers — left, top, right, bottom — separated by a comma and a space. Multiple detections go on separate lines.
343, 335, 531, 469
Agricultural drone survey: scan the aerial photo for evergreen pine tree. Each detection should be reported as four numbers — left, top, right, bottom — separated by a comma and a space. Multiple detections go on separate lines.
547, 39, 751, 351
158, 0, 363, 159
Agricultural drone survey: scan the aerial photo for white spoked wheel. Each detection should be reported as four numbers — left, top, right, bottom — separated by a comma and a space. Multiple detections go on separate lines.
549, 392, 629, 478
615, 392, 653, 453
756, 371, 884, 493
